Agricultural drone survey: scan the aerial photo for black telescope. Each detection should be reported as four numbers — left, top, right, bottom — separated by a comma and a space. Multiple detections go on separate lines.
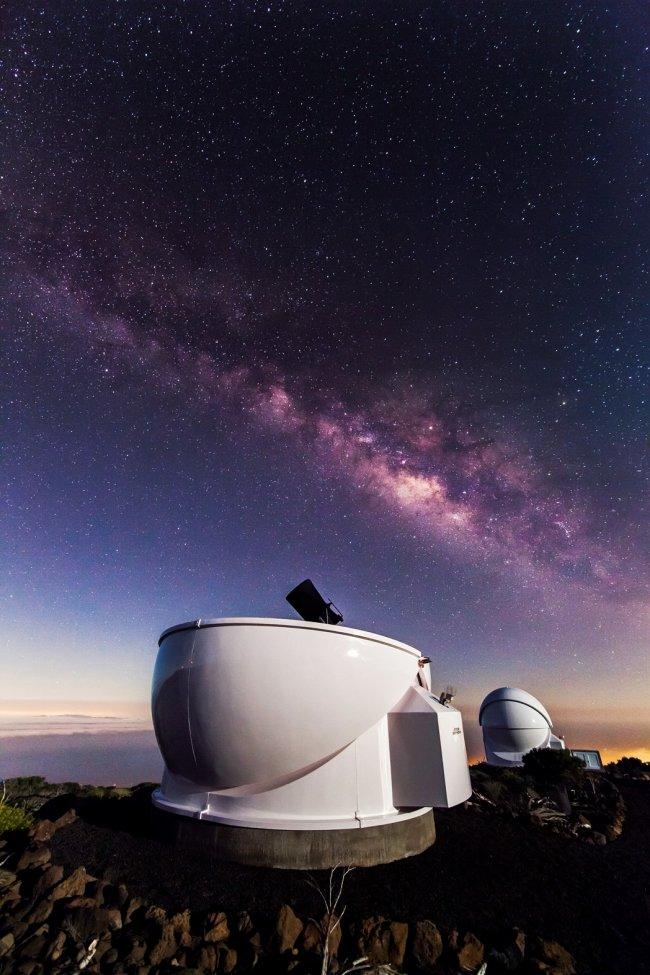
286, 579, 343, 625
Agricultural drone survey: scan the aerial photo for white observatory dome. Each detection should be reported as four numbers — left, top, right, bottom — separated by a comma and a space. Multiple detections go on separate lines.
479, 686, 565, 767
151, 617, 472, 865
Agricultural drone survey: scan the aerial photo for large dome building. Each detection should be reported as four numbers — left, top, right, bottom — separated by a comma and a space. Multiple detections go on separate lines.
152, 616, 472, 868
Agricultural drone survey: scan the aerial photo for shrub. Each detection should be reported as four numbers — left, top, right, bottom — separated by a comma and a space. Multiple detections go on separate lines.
0, 802, 33, 834
482, 780, 504, 802
609, 756, 649, 776
501, 768, 528, 794
523, 748, 586, 789
4, 776, 47, 793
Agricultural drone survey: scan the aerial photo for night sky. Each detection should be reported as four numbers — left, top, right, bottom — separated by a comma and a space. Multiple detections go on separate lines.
3, 3, 648, 753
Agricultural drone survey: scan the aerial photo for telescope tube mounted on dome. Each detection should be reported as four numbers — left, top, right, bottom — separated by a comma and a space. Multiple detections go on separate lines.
151, 617, 472, 868
479, 686, 565, 767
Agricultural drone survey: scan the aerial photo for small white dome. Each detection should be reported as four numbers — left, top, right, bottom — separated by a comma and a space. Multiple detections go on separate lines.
479, 687, 557, 767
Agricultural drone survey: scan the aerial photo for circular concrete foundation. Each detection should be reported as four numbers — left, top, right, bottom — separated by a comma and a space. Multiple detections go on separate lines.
154, 808, 436, 869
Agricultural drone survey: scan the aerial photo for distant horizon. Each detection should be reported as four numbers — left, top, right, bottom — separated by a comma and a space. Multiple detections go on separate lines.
0, 698, 647, 767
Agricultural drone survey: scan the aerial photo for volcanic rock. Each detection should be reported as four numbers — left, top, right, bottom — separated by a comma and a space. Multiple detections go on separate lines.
16, 845, 51, 872
197, 942, 217, 971
85, 877, 112, 905
205, 910, 230, 944
20, 923, 49, 959
29, 809, 77, 844
65, 895, 97, 910
148, 920, 177, 964
0, 868, 17, 889
606, 800, 626, 841
528, 938, 576, 974
0, 887, 21, 914
301, 919, 321, 953
216, 942, 238, 972
63, 905, 114, 943
170, 909, 196, 948
124, 938, 148, 965
16, 962, 40, 975
356, 916, 409, 968
111, 881, 127, 907
50, 866, 89, 901
106, 906, 123, 930
124, 893, 145, 923
301, 913, 342, 957
45, 929, 67, 962
145, 903, 167, 925
32, 864, 64, 897
24, 896, 53, 926
5, 918, 29, 943
456, 931, 485, 972
274, 904, 302, 952
411, 919, 443, 970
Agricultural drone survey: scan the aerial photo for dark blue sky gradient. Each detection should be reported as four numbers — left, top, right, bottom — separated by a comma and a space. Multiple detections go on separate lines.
2, 3, 648, 738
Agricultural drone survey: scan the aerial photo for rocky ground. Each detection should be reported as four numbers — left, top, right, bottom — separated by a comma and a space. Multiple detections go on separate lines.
0, 770, 648, 975
467, 762, 627, 845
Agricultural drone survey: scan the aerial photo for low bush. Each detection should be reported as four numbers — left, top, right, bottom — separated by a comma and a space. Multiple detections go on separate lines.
0, 802, 33, 834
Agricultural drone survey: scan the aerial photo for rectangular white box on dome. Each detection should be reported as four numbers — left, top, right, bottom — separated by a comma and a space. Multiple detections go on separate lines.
388, 685, 472, 809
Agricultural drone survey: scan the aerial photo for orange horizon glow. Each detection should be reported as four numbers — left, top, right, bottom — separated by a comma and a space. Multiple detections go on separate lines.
468, 747, 650, 765
597, 746, 650, 764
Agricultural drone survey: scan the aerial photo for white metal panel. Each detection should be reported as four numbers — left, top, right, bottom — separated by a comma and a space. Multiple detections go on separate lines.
155, 723, 406, 830
204, 744, 360, 829
388, 686, 472, 808
354, 717, 396, 823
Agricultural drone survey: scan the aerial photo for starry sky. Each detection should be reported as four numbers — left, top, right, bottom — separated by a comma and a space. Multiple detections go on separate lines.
2, 2, 648, 756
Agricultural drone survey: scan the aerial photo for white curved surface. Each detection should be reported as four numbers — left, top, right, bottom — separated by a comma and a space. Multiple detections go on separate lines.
479, 686, 563, 767
152, 617, 470, 829
155, 717, 425, 830
479, 687, 552, 728
153, 618, 425, 791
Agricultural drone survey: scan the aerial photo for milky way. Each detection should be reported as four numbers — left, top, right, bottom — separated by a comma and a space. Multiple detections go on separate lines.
13, 267, 643, 603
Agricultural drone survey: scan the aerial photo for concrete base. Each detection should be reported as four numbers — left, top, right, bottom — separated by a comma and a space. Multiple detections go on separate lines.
154, 808, 436, 869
